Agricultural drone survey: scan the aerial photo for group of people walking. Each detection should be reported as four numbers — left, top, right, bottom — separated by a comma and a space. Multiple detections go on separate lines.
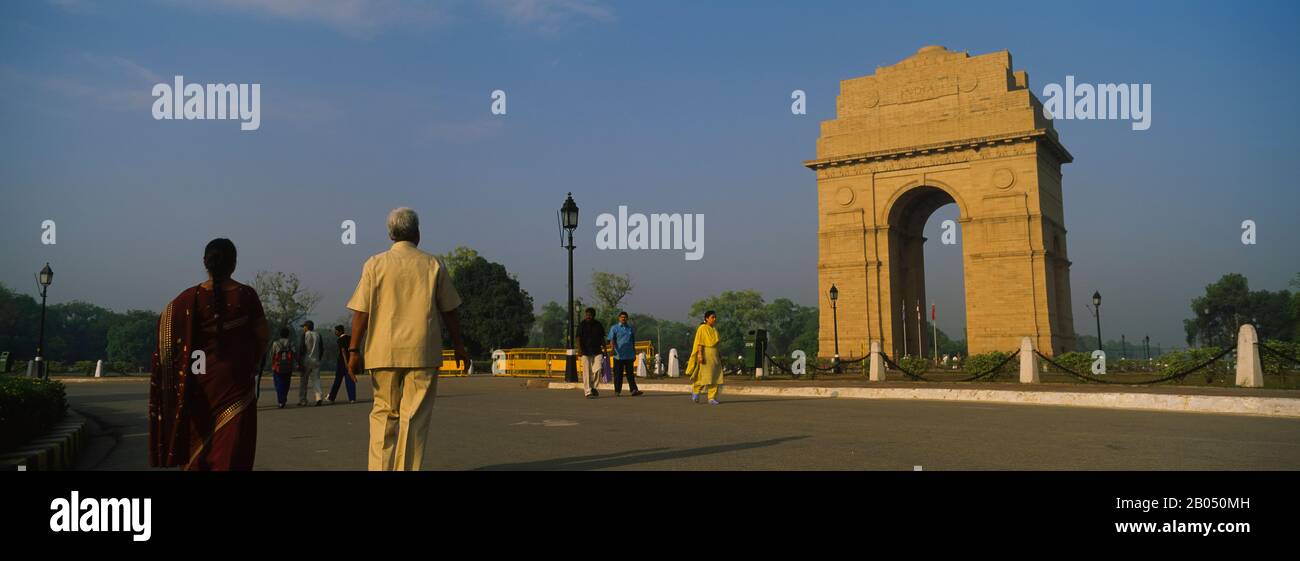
576, 309, 644, 398
265, 321, 357, 408
576, 309, 724, 404
147, 207, 723, 472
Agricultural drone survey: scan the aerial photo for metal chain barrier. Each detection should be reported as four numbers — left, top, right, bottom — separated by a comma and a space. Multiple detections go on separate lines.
1257, 343, 1300, 368
765, 354, 797, 376
881, 350, 1021, 382
951, 349, 1020, 382
1034, 347, 1233, 385
879, 353, 928, 381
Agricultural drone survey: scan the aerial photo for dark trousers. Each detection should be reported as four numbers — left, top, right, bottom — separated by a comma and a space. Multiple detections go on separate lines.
328, 363, 356, 402
614, 359, 638, 394
273, 371, 292, 405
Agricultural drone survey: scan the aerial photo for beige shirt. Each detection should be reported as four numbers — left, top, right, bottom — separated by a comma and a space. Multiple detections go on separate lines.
346, 241, 462, 369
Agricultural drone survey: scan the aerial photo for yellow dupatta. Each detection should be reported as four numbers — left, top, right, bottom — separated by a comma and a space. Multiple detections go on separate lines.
685, 323, 719, 378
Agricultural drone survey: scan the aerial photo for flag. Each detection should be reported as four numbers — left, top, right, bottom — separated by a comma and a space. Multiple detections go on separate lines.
931, 303, 936, 321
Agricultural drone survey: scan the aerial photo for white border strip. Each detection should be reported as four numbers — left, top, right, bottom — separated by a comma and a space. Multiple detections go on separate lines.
546, 382, 1300, 418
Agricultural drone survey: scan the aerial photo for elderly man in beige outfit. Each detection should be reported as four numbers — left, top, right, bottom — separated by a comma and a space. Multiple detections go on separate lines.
346, 207, 468, 471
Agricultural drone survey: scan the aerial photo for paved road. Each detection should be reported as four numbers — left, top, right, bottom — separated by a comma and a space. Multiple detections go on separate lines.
64, 376, 1300, 470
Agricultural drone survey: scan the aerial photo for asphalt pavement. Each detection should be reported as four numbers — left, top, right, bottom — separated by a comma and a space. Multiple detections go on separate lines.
62, 375, 1300, 470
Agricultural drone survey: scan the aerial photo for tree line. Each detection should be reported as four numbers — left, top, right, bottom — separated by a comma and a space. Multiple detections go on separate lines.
3, 257, 1293, 372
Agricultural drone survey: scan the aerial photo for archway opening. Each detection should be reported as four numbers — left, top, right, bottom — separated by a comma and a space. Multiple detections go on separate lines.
886, 186, 965, 359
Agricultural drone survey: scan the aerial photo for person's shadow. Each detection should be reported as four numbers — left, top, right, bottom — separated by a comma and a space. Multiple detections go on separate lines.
473, 435, 810, 470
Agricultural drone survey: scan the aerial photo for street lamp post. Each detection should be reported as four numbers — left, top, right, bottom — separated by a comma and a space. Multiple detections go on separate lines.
829, 284, 841, 373
1144, 335, 1150, 361
35, 263, 53, 379
1088, 291, 1102, 353
559, 194, 579, 383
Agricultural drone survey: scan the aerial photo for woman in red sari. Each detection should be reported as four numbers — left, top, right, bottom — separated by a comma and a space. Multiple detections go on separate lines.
150, 238, 269, 470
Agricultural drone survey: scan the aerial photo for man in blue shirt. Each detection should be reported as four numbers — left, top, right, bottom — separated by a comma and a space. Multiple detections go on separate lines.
607, 311, 642, 396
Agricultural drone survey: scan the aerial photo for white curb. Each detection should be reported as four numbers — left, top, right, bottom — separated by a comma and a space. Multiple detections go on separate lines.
546, 382, 1300, 418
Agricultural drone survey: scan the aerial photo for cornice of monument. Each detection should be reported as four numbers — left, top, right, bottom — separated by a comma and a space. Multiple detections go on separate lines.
803, 128, 1073, 170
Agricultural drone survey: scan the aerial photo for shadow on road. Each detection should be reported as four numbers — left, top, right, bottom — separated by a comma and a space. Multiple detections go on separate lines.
473, 435, 810, 470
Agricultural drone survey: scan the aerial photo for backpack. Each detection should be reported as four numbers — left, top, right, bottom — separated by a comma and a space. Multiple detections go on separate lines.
273, 341, 296, 375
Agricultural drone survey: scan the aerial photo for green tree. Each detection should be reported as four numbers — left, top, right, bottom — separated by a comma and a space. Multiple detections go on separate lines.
252, 271, 321, 335
689, 290, 769, 360
106, 310, 158, 369
0, 283, 39, 365
529, 301, 569, 348
1293, 273, 1300, 341
764, 298, 817, 356
438, 246, 481, 278
45, 301, 117, 362
590, 271, 633, 324
450, 255, 535, 358
1183, 273, 1296, 346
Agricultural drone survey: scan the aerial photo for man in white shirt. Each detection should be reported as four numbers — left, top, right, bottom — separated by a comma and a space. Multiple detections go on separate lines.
347, 207, 468, 471
298, 320, 325, 406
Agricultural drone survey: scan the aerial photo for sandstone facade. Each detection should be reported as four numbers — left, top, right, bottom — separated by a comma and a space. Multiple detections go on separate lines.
807, 46, 1076, 358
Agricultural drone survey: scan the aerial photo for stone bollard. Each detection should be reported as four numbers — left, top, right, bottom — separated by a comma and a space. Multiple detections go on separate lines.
1236, 324, 1264, 388
869, 340, 885, 381
1019, 337, 1039, 383
26, 360, 33, 377
94, 359, 103, 378
667, 348, 680, 378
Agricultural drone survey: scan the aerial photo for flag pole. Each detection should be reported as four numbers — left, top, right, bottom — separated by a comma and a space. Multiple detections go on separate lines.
931, 302, 938, 360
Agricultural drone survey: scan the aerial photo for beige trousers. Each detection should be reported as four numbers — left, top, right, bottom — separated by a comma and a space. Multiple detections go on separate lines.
368, 368, 438, 471
580, 354, 604, 395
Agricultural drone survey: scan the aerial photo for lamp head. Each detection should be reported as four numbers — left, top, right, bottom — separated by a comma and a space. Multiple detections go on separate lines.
560, 193, 579, 231
38, 263, 53, 287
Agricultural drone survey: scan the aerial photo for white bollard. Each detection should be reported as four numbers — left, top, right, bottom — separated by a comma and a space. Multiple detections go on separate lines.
1019, 337, 1039, 383
491, 350, 506, 375
636, 352, 647, 377
26, 360, 33, 377
668, 348, 680, 378
1236, 324, 1264, 388
94, 359, 103, 378
869, 340, 885, 381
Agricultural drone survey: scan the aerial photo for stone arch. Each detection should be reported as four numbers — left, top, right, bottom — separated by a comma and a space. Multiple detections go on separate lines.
881, 179, 970, 226
807, 46, 1077, 358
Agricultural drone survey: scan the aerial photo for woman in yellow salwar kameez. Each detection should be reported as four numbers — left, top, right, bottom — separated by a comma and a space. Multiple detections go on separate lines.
686, 311, 723, 404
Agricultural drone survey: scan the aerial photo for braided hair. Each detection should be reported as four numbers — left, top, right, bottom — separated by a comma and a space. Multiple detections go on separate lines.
203, 238, 237, 343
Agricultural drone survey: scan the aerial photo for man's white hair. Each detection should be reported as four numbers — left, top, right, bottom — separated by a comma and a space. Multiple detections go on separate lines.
387, 207, 419, 241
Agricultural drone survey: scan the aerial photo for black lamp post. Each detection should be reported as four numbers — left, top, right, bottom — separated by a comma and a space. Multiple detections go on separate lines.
1144, 335, 1150, 361
1088, 291, 1102, 352
829, 284, 841, 373
559, 194, 579, 383
36, 263, 53, 379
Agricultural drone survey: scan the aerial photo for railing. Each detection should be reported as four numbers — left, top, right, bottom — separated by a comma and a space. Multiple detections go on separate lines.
489, 341, 656, 378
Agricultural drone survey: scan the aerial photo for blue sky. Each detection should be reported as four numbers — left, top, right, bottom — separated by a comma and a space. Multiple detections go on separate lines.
2, 0, 1297, 348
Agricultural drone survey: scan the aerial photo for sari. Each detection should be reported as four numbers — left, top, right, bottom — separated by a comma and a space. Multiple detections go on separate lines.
149, 282, 266, 470
685, 323, 722, 387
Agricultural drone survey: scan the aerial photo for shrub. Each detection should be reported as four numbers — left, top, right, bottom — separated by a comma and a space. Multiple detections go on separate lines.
897, 356, 929, 376
964, 351, 1015, 378
1048, 351, 1093, 375
0, 375, 68, 453
72, 360, 98, 376
1260, 340, 1300, 376
1156, 346, 1231, 383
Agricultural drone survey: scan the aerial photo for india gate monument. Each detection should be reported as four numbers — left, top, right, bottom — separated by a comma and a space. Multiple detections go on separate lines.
807, 46, 1077, 358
